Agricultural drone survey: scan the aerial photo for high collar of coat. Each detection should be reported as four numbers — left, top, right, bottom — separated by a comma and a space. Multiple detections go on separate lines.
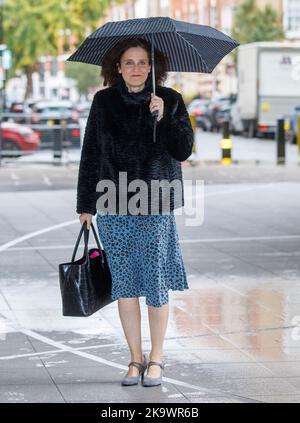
114, 77, 153, 105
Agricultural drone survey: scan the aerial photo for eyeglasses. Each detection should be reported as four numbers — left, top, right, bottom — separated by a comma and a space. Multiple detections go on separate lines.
121, 59, 149, 69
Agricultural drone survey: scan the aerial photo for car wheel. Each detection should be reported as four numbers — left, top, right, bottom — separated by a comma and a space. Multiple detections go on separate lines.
199, 122, 207, 132
291, 135, 296, 144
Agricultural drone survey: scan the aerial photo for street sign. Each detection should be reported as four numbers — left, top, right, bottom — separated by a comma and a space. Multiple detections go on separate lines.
2, 49, 11, 69
0, 66, 3, 88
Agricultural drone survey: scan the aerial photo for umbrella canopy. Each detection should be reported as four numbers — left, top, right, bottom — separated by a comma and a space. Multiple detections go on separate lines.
67, 16, 239, 73
67, 16, 239, 143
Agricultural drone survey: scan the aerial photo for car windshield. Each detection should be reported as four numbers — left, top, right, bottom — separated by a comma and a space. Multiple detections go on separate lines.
190, 100, 209, 106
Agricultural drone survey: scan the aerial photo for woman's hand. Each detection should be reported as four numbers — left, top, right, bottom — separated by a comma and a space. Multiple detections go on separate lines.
150, 93, 164, 121
79, 213, 93, 230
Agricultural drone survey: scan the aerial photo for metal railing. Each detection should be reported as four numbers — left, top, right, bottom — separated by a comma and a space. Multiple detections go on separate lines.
0, 112, 82, 165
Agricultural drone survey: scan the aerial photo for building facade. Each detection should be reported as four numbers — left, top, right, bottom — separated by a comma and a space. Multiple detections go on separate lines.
283, 0, 300, 39
6, 0, 300, 104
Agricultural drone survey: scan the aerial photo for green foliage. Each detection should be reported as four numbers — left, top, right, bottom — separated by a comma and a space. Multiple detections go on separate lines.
3, 0, 124, 96
232, 0, 284, 44
4, 0, 75, 70
231, 0, 284, 64
65, 62, 101, 95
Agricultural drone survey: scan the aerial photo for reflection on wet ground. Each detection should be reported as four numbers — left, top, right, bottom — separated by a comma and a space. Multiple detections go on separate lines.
1, 272, 300, 403
0, 181, 300, 402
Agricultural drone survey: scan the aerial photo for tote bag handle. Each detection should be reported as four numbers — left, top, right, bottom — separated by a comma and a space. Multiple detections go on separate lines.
71, 222, 105, 265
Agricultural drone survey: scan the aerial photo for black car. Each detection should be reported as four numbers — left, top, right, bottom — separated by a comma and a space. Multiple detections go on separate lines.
207, 95, 237, 132
187, 98, 211, 131
30, 100, 80, 125
30, 100, 81, 149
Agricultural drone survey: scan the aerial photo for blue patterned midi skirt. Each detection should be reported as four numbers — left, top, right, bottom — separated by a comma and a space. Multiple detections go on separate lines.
96, 211, 189, 307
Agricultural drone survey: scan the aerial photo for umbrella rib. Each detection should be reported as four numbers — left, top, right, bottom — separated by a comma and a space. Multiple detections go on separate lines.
175, 31, 210, 73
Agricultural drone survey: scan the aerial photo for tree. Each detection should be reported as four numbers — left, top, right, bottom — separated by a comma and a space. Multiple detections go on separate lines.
64, 62, 101, 98
231, 0, 284, 63
3, 0, 122, 99
5, 1, 73, 99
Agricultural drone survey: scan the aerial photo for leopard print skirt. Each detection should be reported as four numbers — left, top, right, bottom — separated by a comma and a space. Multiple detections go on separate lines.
96, 211, 189, 307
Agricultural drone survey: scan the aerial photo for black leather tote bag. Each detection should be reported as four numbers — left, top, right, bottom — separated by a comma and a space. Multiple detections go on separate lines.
59, 221, 113, 316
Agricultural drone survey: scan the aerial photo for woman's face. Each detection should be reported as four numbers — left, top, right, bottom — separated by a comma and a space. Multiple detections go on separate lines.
117, 46, 151, 88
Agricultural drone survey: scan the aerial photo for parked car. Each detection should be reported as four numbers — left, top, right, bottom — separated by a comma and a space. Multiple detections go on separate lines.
290, 105, 300, 144
187, 98, 211, 131
214, 104, 232, 129
206, 96, 233, 132
23, 98, 46, 115
30, 100, 80, 125
6, 102, 32, 124
29, 100, 81, 149
9, 102, 31, 113
0, 122, 41, 156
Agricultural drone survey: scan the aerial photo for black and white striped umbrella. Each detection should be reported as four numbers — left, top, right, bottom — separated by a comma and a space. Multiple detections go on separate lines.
67, 16, 239, 73
67, 16, 239, 142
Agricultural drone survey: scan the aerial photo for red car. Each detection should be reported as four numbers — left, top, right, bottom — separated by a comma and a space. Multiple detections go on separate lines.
0, 122, 41, 156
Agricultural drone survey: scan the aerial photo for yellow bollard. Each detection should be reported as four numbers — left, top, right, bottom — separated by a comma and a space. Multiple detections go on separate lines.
189, 113, 197, 154
220, 121, 233, 165
220, 138, 233, 165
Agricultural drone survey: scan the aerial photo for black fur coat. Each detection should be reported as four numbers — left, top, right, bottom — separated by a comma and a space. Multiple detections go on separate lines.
76, 77, 194, 216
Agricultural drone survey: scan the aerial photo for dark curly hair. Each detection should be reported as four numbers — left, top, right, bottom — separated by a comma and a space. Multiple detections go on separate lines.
100, 38, 169, 87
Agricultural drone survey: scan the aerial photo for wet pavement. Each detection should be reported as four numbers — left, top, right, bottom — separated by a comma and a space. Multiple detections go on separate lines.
0, 162, 300, 403
1, 128, 299, 168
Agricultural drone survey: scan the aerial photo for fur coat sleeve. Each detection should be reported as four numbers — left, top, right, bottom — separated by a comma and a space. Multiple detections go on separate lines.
157, 92, 194, 162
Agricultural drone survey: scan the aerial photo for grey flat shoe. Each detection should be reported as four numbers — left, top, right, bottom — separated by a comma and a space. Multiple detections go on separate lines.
121, 354, 148, 386
142, 359, 165, 387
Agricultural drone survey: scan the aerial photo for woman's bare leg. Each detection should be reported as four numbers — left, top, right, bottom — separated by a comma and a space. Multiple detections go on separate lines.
147, 302, 169, 377
118, 297, 144, 377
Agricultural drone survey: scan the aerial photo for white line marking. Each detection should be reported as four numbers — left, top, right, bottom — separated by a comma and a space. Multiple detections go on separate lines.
10, 172, 20, 186
184, 183, 280, 200
0, 181, 296, 253
0, 314, 251, 400
0, 245, 76, 251
43, 175, 52, 186
0, 326, 294, 362
205, 183, 278, 197
0, 343, 124, 361
10, 172, 19, 180
1, 234, 299, 253
0, 220, 78, 252
180, 234, 300, 243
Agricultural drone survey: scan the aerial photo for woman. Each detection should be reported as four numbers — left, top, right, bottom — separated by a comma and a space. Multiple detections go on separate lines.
76, 38, 194, 387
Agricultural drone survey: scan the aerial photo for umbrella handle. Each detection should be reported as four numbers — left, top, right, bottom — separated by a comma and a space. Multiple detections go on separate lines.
152, 117, 157, 143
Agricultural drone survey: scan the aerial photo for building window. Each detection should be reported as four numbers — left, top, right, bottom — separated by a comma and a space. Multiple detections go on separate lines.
175, 9, 181, 19
51, 58, 58, 76
160, 0, 169, 15
38, 62, 45, 82
284, 0, 300, 35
